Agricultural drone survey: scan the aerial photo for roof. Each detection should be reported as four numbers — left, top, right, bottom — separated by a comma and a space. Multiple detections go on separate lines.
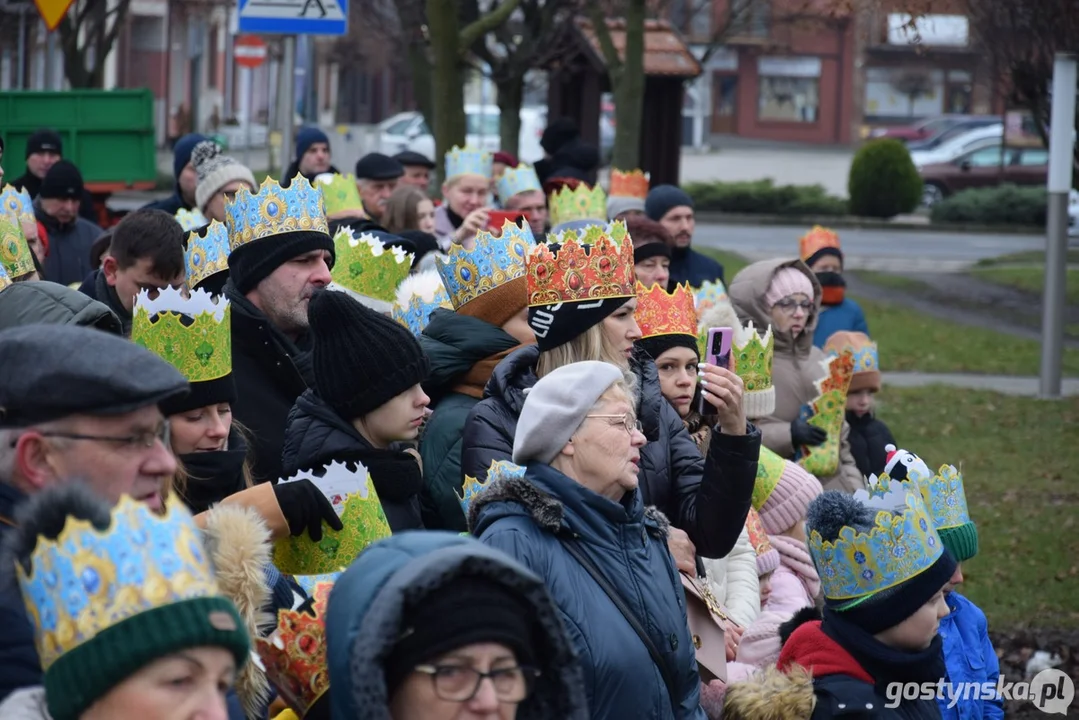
575, 18, 702, 79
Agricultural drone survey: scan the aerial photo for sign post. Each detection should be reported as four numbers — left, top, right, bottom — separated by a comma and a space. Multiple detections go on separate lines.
234, 35, 267, 168
33, 0, 75, 31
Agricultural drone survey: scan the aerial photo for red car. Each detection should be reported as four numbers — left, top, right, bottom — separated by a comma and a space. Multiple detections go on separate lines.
870, 115, 983, 144
918, 143, 1048, 206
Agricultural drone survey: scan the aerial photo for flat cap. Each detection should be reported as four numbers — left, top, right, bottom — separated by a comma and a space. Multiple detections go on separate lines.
0, 324, 189, 428
355, 153, 405, 181
392, 150, 436, 169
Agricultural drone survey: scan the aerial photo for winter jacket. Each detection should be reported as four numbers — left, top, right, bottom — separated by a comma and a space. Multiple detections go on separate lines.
417, 309, 524, 531
0, 280, 121, 334
34, 203, 101, 287
470, 464, 707, 720
702, 525, 760, 628
729, 259, 864, 494
847, 411, 897, 480
764, 535, 820, 616
462, 343, 762, 559
140, 191, 190, 215
226, 280, 315, 484
80, 268, 133, 336
938, 593, 1003, 720
281, 389, 424, 532
0, 484, 41, 704
669, 246, 724, 290
325, 531, 590, 720
813, 298, 869, 348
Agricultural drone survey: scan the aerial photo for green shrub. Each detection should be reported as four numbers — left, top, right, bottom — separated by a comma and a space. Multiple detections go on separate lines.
847, 139, 922, 218
929, 185, 1047, 227
683, 179, 847, 216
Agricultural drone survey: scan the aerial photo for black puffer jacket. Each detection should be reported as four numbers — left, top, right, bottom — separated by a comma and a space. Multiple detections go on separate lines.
460, 343, 762, 559
846, 411, 896, 479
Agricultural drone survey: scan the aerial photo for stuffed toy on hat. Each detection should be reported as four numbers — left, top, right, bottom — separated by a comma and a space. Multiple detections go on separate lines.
883, 444, 931, 483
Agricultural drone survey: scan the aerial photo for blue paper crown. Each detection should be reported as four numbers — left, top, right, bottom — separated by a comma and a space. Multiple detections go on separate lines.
445, 146, 493, 181
457, 461, 525, 516
392, 281, 453, 336
175, 207, 209, 233
495, 164, 542, 201
809, 475, 944, 601
0, 261, 11, 293
827, 342, 879, 375
17, 494, 222, 670
185, 220, 231, 290
436, 220, 535, 310
224, 175, 329, 252
0, 184, 35, 225
919, 464, 972, 531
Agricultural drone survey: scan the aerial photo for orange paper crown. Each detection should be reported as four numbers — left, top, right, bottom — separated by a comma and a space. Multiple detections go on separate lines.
635, 281, 697, 340
799, 225, 841, 262
744, 507, 774, 559
610, 169, 650, 199
527, 222, 634, 306
256, 582, 332, 717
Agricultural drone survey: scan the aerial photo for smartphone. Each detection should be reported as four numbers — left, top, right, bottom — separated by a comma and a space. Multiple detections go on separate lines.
698, 327, 733, 414
486, 210, 526, 232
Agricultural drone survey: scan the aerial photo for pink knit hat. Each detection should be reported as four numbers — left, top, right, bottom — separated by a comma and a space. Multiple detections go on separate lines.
744, 508, 780, 576
757, 457, 823, 535
764, 266, 814, 308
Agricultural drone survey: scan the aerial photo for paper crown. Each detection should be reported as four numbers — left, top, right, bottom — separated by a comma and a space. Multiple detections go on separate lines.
799, 225, 841, 262
527, 221, 634, 306
0, 262, 11, 293
751, 446, 789, 511
458, 460, 526, 517
316, 173, 365, 217
694, 279, 729, 314
17, 494, 222, 669
0, 183, 35, 225
609, 169, 650, 199
225, 175, 329, 252
496, 164, 542, 201
795, 351, 855, 478
0, 215, 34, 279
727, 321, 774, 418
272, 461, 392, 576
744, 507, 777, 561
919, 464, 972, 531
548, 183, 607, 229
175, 207, 210, 232
185, 220, 231, 290
437, 220, 535, 310
811, 475, 944, 601
392, 271, 453, 336
825, 333, 879, 376
445, 146, 493, 180
330, 228, 413, 310
131, 287, 231, 383
635, 282, 697, 340
256, 582, 332, 717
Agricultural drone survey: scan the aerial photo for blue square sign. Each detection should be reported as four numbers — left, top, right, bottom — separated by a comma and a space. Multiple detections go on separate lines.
237, 0, 348, 36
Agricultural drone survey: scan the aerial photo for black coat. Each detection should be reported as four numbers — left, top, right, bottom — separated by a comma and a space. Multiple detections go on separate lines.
0, 484, 41, 704
846, 411, 897, 479
460, 344, 761, 559
81, 269, 133, 336
140, 191, 190, 215
35, 204, 102, 287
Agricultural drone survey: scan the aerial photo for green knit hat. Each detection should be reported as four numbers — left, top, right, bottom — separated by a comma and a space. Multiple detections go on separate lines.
939, 522, 979, 563
918, 463, 978, 563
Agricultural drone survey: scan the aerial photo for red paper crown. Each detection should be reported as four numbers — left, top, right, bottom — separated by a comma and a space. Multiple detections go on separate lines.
527, 222, 635, 306
799, 225, 841, 262
610, 169, 650, 199
635, 281, 697, 340
256, 582, 332, 717
744, 507, 774, 558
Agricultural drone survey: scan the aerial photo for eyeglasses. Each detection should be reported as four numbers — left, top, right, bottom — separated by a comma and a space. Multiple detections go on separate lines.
773, 298, 814, 314
37, 423, 170, 452
586, 413, 643, 434
413, 664, 540, 702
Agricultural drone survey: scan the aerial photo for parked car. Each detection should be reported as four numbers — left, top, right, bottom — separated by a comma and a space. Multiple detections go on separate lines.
909, 124, 1003, 168
905, 117, 1001, 152
870, 114, 985, 144
1069, 189, 1079, 237
378, 106, 547, 163
919, 143, 1048, 206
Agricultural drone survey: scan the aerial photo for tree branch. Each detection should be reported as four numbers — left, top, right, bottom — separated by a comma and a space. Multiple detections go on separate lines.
459, 0, 522, 51
587, 6, 621, 74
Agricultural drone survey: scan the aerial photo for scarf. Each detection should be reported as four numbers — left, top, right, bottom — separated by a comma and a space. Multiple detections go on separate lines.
816, 271, 846, 306
95, 269, 133, 336
178, 446, 248, 514
822, 607, 948, 687
452, 347, 519, 399
682, 412, 713, 457
769, 534, 821, 600
446, 206, 465, 229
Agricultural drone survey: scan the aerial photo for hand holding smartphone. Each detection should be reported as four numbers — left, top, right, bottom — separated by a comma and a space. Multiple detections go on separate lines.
698, 327, 733, 415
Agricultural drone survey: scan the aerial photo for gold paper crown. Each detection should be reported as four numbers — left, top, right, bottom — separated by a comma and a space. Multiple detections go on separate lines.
436, 220, 535, 310
609, 169, 650, 199
225, 175, 329, 252
548, 184, 607, 228
256, 582, 332, 717
316, 173, 365, 218
0, 183, 35, 225
795, 352, 854, 478
185, 221, 231, 290
330, 228, 413, 311
131, 287, 231, 383
635, 282, 697, 340
527, 221, 634, 306
919, 464, 972, 531
17, 493, 222, 669
0, 216, 34, 279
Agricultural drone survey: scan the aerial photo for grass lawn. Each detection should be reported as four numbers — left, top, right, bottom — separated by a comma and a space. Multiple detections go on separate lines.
970, 266, 1079, 305
850, 270, 930, 294
975, 249, 1079, 266
877, 386, 1079, 629
703, 248, 750, 282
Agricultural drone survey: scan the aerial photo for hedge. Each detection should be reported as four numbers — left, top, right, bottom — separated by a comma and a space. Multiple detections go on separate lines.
683, 179, 848, 217
847, 138, 923, 218
929, 185, 1047, 227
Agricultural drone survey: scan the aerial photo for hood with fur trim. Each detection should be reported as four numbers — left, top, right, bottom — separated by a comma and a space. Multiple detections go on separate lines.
728, 258, 821, 357
724, 664, 817, 720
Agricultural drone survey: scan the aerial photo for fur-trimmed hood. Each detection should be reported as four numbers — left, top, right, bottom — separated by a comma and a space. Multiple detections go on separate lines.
723, 664, 817, 720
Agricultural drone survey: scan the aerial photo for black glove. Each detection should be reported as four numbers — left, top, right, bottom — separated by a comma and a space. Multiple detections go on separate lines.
272, 479, 344, 541
791, 417, 827, 447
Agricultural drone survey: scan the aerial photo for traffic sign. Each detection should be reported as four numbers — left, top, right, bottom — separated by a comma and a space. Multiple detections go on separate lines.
234, 35, 268, 69
237, 0, 348, 36
34, 0, 75, 31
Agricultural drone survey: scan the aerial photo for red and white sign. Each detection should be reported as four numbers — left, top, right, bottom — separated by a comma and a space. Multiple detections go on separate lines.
234, 35, 268, 69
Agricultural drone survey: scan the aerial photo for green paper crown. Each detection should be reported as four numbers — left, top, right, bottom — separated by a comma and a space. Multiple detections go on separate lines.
751, 446, 788, 511
0, 217, 35, 279
316, 173, 365, 218
732, 322, 774, 394
131, 287, 231, 383
548, 184, 607, 228
796, 352, 854, 479
330, 228, 413, 311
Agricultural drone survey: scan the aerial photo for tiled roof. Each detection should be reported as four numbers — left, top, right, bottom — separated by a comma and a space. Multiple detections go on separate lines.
575, 18, 703, 78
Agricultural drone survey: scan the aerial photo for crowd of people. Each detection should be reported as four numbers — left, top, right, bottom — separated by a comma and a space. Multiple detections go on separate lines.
0, 120, 999, 720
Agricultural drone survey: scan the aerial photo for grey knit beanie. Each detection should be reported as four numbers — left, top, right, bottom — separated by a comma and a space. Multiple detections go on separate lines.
607, 196, 645, 220
192, 141, 258, 212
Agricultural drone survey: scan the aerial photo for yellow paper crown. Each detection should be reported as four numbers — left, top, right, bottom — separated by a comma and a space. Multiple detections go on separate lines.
635, 281, 697, 340
548, 184, 607, 228
330, 228, 413, 311
316, 173, 365, 218
610, 169, 650, 199
0, 183, 35, 225
0, 216, 35, 279
131, 287, 231, 383
225, 175, 329, 252
436, 220, 535, 310
256, 582, 332, 717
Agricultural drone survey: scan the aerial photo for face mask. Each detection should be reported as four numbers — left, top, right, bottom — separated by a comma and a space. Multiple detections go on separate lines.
816, 271, 846, 305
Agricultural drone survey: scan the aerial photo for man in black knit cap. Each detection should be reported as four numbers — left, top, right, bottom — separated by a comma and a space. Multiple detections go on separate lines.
13, 129, 97, 223
34, 161, 102, 286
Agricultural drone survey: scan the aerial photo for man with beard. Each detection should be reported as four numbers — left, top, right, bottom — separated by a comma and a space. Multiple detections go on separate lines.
645, 184, 724, 290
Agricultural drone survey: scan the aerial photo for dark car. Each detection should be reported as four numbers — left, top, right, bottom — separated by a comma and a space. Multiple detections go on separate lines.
904, 117, 1001, 152
870, 115, 982, 144
919, 144, 1048, 206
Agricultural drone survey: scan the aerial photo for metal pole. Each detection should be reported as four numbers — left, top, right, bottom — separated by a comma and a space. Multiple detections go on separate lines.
223, 9, 235, 121
244, 67, 254, 168
17, 9, 26, 89
280, 35, 296, 177
1039, 52, 1077, 399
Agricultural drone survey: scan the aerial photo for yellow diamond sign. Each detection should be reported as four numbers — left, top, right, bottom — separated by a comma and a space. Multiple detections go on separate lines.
35, 0, 75, 31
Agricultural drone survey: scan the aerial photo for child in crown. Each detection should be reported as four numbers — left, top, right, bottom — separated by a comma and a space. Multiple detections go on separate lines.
824, 331, 896, 478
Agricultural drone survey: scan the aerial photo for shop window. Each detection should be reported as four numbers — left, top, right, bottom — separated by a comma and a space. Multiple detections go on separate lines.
757, 57, 820, 123
865, 67, 943, 119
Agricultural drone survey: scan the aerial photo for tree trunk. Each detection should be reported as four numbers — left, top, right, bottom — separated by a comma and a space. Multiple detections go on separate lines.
426, 0, 468, 165
407, 39, 435, 136
611, 0, 646, 170
496, 73, 524, 157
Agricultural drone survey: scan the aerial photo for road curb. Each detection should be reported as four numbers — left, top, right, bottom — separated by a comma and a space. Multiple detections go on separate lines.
694, 211, 1044, 236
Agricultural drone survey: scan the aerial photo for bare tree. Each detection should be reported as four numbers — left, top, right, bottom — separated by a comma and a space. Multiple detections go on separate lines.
586, 5, 647, 170
56, 0, 134, 88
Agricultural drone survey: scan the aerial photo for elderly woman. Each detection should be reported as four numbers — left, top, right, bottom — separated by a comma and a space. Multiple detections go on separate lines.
470, 361, 706, 720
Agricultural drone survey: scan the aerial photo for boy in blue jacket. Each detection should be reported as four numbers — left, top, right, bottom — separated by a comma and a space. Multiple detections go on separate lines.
799, 226, 869, 348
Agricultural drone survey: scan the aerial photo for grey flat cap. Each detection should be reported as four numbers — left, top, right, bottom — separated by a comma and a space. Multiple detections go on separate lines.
0, 324, 190, 428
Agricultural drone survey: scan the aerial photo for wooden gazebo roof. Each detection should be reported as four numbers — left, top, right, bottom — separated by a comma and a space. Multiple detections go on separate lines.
572, 18, 702, 79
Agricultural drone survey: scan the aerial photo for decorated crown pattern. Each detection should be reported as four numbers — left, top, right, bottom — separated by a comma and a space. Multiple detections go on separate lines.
185, 221, 231, 290
527, 221, 634, 306
273, 461, 392, 576
331, 228, 413, 304
729, 321, 774, 395
225, 175, 328, 252
392, 280, 453, 336
751, 446, 789, 511
256, 582, 332, 717
744, 507, 774, 559
316, 173, 365, 217
436, 220, 535, 310
635, 281, 697, 340
174, 207, 210, 232
0, 184, 35, 225
693, 279, 729, 314
548, 184, 607, 228
609, 169, 650, 199
0, 262, 11, 293
445, 146, 493, 180
799, 225, 841, 261
810, 475, 944, 600
919, 464, 972, 531
18, 494, 222, 669
132, 287, 231, 384
826, 340, 879, 375
0, 216, 34, 279
495, 164, 542, 201
795, 352, 854, 478
458, 461, 526, 517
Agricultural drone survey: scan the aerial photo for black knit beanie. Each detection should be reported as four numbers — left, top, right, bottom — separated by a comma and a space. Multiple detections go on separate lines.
528, 296, 628, 352
308, 288, 430, 420
39, 160, 84, 200
644, 184, 693, 222
638, 333, 698, 364
227, 229, 335, 295
160, 375, 237, 417
633, 241, 671, 264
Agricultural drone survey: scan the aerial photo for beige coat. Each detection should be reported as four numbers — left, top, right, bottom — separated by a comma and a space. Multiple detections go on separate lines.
728, 258, 865, 493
